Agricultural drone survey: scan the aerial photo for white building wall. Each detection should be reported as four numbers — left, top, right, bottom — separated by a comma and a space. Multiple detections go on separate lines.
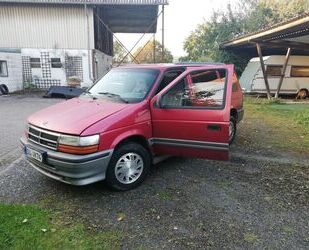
0, 4, 94, 50
0, 4, 113, 91
0, 50, 23, 92
21, 48, 94, 88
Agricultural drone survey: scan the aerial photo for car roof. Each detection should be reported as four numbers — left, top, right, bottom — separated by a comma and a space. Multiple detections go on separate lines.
115, 62, 229, 71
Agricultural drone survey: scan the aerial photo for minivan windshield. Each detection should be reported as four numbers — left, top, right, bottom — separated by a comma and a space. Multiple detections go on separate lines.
87, 68, 160, 103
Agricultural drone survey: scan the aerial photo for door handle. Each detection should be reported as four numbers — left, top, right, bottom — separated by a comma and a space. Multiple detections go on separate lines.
207, 124, 221, 131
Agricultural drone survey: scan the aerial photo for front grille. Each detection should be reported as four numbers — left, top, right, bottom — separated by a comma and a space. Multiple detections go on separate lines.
28, 125, 60, 150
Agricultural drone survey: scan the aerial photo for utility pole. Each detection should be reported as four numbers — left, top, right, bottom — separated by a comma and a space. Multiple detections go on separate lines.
153, 33, 156, 63
162, 5, 165, 62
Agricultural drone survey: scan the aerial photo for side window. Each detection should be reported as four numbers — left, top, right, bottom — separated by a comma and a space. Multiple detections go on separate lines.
266, 65, 283, 77
30, 58, 41, 68
0, 61, 8, 77
161, 78, 187, 107
190, 69, 226, 107
161, 69, 226, 109
291, 66, 309, 77
51, 58, 62, 68
155, 70, 184, 95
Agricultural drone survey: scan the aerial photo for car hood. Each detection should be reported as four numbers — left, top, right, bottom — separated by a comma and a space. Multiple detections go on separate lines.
28, 97, 129, 135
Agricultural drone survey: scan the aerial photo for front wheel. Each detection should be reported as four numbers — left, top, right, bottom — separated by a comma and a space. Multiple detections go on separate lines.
229, 116, 237, 144
105, 142, 151, 191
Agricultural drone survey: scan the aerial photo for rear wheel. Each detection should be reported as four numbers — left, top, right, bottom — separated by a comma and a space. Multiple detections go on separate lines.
229, 116, 237, 144
105, 142, 151, 191
0, 84, 9, 95
296, 89, 309, 99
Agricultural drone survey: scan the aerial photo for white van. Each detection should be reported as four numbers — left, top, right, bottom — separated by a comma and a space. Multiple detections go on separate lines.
240, 55, 309, 97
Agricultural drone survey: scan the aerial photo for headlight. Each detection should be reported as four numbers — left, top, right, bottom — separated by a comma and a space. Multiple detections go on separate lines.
58, 134, 100, 155
58, 134, 99, 146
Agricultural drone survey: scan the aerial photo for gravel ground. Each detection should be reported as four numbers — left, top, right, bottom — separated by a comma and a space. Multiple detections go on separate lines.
0, 95, 309, 249
0, 94, 61, 167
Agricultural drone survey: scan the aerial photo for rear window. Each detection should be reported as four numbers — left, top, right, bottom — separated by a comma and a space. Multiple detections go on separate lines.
291, 66, 309, 77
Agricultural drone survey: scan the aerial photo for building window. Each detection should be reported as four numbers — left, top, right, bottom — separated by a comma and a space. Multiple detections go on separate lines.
266, 65, 283, 77
51, 58, 62, 68
291, 66, 309, 77
30, 58, 41, 68
0, 61, 8, 77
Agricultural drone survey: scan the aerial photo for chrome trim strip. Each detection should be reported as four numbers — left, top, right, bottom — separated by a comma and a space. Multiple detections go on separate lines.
28, 125, 60, 151
29, 125, 61, 137
28, 138, 57, 151
149, 138, 229, 151
28, 132, 58, 144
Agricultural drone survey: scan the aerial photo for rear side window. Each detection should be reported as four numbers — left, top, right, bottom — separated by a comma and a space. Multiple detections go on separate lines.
266, 65, 283, 77
161, 69, 226, 109
291, 66, 309, 77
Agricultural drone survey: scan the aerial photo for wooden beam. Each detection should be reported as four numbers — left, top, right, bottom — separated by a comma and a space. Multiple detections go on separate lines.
256, 43, 272, 99
275, 48, 291, 98
257, 40, 309, 51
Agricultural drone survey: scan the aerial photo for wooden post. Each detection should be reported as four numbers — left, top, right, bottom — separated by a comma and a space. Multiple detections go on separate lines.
275, 48, 291, 99
256, 43, 272, 99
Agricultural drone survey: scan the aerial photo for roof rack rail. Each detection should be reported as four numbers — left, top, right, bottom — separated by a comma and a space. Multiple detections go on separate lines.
175, 62, 225, 66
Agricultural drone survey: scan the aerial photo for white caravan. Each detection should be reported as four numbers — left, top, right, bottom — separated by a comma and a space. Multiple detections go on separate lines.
240, 55, 309, 97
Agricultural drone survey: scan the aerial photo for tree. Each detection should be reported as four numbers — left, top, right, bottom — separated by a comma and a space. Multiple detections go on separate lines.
183, 0, 307, 74
133, 40, 173, 64
113, 41, 130, 64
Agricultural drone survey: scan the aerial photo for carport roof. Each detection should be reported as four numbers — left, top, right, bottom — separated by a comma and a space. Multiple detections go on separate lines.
0, 0, 168, 33
220, 13, 309, 56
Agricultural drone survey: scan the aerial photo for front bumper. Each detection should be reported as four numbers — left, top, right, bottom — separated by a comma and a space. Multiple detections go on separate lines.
20, 137, 113, 186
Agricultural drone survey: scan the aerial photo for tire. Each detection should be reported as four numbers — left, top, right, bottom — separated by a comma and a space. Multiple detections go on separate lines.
296, 89, 309, 99
0, 84, 9, 95
105, 142, 151, 191
229, 116, 237, 145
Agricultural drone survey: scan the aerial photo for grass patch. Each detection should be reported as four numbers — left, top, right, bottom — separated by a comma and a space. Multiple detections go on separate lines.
0, 203, 122, 250
216, 179, 231, 189
282, 226, 295, 235
244, 97, 309, 154
156, 190, 173, 200
244, 232, 259, 243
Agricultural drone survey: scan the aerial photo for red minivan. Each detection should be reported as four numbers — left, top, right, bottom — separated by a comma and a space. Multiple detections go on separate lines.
21, 64, 244, 191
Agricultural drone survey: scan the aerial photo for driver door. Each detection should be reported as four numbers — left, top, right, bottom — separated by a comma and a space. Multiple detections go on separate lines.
150, 65, 234, 161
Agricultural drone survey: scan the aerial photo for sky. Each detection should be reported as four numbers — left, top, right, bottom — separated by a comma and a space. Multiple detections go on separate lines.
116, 0, 238, 59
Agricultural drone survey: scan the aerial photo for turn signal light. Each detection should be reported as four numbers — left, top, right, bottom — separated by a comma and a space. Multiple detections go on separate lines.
58, 144, 99, 155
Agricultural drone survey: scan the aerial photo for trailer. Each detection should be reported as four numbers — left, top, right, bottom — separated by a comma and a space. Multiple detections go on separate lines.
240, 55, 309, 98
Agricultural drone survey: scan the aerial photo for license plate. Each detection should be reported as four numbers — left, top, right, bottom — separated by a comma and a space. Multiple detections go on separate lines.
26, 147, 43, 162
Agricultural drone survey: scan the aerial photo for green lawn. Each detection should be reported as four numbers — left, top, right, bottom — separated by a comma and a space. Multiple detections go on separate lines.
0, 204, 122, 250
244, 97, 309, 154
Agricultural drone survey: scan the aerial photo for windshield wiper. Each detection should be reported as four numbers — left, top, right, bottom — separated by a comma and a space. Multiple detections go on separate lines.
83, 91, 97, 100
98, 92, 129, 103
